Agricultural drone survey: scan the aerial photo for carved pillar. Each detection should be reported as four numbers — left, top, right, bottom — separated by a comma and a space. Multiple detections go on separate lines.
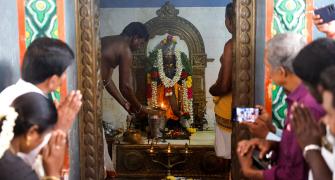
232, 0, 256, 179
76, 0, 104, 179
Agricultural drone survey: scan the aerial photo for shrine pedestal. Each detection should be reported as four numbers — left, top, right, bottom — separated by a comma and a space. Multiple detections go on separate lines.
110, 144, 229, 180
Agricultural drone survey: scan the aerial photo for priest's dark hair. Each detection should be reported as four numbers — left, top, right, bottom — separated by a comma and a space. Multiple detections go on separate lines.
225, 2, 234, 20
0, 92, 58, 136
21, 37, 74, 84
120, 22, 149, 41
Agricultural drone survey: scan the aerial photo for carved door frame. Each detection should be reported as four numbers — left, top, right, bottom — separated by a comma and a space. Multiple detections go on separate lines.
75, 0, 104, 180
232, 0, 256, 179
74, 0, 256, 180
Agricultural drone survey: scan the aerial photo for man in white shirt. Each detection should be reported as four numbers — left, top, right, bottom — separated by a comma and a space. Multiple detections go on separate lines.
0, 38, 82, 174
0, 37, 82, 132
0, 79, 45, 106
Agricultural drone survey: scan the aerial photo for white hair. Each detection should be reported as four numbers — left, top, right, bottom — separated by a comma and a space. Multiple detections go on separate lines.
267, 32, 306, 73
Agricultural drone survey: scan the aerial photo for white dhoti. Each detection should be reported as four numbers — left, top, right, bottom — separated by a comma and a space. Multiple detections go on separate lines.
214, 115, 232, 159
103, 129, 114, 171
215, 125, 231, 159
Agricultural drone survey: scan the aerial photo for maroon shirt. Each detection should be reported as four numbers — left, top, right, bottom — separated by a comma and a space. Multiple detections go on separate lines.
263, 83, 325, 180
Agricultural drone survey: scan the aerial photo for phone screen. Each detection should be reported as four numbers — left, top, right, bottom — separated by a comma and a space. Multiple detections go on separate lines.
233, 107, 260, 123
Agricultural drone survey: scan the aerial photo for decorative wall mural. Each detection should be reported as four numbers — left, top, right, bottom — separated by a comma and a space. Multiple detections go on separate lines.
25, 0, 59, 46
18, 0, 65, 99
271, 84, 287, 130
272, 0, 307, 35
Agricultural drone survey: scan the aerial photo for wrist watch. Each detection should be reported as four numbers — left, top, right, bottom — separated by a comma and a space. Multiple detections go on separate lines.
303, 144, 321, 158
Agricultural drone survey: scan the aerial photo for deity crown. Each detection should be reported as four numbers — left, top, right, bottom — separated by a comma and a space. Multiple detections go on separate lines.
158, 34, 177, 56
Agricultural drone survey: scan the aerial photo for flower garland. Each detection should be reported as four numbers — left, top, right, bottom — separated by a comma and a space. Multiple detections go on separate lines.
147, 49, 194, 123
151, 81, 158, 108
182, 79, 194, 123
0, 107, 18, 158
146, 35, 194, 123
182, 80, 188, 111
157, 49, 183, 90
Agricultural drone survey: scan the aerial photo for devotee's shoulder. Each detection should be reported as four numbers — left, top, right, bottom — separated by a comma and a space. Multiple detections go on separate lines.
0, 79, 43, 107
0, 150, 39, 180
0, 81, 20, 107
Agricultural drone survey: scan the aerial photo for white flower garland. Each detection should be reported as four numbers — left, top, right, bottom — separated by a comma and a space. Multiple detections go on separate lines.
182, 79, 194, 123
151, 81, 158, 108
189, 99, 194, 124
149, 48, 193, 124
0, 107, 18, 158
157, 49, 183, 88
182, 80, 188, 111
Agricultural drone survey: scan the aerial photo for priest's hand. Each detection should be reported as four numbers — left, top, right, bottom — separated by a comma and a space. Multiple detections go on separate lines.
141, 105, 151, 114
132, 105, 151, 119
291, 103, 323, 149
123, 102, 131, 114
42, 130, 67, 177
55, 90, 83, 132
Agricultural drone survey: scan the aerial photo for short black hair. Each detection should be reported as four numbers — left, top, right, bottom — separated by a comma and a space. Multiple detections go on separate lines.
225, 2, 234, 20
320, 66, 335, 107
293, 38, 335, 88
120, 22, 149, 41
4, 92, 57, 136
22, 37, 74, 84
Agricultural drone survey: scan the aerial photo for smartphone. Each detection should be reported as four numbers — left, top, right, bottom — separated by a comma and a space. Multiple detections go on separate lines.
252, 150, 271, 170
314, 4, 335, 24
232, 107, 260, 123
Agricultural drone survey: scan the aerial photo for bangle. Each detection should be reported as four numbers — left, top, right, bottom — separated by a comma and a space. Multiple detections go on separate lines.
123, 102, 129, 108
303, 144, 321, 158
42, 176, 60, 180
135, 105, 143, 114
103, 79, 112, 88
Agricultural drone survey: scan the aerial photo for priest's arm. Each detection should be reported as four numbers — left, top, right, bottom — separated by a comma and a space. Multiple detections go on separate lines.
101, 56, 130, 113
119, 47, 147, 114
209, 39, 233, 96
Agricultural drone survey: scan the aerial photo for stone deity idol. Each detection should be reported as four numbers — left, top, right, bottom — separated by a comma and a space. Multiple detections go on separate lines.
146, 35, 193, 129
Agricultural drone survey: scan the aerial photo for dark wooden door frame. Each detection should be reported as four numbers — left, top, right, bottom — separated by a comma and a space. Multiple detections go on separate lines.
75, 0, 256, 179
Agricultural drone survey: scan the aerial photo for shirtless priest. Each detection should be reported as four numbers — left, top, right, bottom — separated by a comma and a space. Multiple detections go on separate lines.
100, 22, 150, 176
101, 22, 150, 115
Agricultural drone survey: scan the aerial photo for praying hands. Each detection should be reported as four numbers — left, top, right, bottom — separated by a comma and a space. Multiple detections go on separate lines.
54, 90, 83, 132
